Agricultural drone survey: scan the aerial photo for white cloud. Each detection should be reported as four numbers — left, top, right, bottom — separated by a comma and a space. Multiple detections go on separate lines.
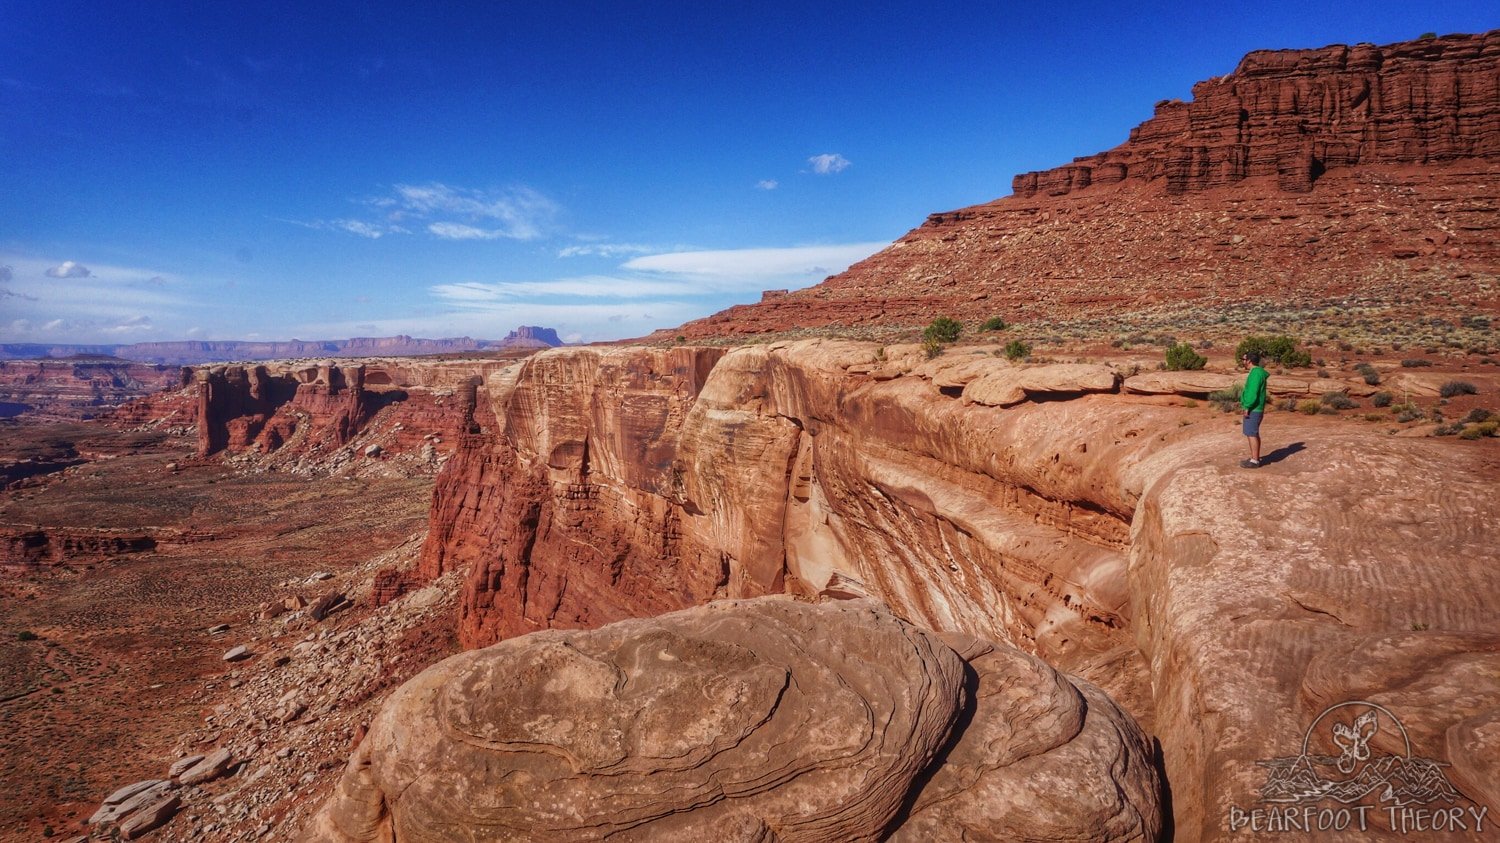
0, 253, 210, 343
557, 243, 657, 259
394, 183, 557, 240
757, 179, 779, 190
294, 182, 559, 242
622, 242, 886, 284
333, 219, 402, 239
807, 153, 851, 175
0, 265, 11, 283
45, 260, 92, 278
432, 276, 696, 302
428, 222, 508, 241
102, 315, 154, 334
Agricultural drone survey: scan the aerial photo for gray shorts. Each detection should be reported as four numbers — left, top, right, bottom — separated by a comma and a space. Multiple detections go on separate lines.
1243, 411, 1264, 437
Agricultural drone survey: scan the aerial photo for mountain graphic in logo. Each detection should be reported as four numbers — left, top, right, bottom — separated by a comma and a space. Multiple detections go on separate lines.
1257, 701, 1466, 807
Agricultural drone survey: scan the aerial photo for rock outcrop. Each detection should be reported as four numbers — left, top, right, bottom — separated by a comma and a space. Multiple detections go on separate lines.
391, 341, 1500, 840
307, 598, 1162, 842
193, 359, 520, 469
660, 31, 1500, 339
1015, 32, 1500, 197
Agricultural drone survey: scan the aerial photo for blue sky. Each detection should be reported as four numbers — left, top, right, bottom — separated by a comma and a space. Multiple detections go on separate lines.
2, 2, 1494, 344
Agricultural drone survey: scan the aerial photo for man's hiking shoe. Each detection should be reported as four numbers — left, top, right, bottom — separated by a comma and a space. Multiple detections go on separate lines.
1240, 459, 1261, 469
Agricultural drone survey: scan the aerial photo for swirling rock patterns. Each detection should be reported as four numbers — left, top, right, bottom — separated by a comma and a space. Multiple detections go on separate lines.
306, 598, 1162, 842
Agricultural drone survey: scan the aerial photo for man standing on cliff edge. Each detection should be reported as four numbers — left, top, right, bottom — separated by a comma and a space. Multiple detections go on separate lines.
1240, 351, 1269, 468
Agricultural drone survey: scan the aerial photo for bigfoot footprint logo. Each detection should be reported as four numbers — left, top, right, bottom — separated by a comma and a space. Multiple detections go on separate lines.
1258, 701, 1462, 806
1330, 709, 1376, 775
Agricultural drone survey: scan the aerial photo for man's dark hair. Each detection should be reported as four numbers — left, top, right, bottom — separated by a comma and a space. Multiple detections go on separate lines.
1245, 351, 1262, 365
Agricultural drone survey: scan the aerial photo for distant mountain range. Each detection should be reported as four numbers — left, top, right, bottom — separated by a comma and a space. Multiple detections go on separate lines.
0, 327, 563, 365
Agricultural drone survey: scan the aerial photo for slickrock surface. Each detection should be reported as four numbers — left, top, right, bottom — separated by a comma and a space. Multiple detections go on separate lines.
307, 598, 1162, 842
662, 32, 1500, 340
393, 341, 1498, 841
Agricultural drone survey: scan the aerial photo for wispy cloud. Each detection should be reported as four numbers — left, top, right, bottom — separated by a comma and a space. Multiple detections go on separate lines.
428, 222, 509, 241
807, 153, 851, 175
432, 276, 699, 303
622, 242, 885, 283
757, 179, 779, 190
0, 253, 205, 343
392, 183, 557, 240
410, 240, 889, 342
289, 182, 559, 242
557, 242, 658, 259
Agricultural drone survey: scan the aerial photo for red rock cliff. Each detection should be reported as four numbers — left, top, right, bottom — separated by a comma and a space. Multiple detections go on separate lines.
1015, 31, 1500, 197
406, 341, 1500, 840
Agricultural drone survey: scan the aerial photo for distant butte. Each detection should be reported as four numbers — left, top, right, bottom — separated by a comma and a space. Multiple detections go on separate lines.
661, 30, 1500, 340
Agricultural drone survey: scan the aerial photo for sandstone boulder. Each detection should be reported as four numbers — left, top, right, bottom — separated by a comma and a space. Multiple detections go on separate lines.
963, 363, 1119, 407
119, 794, 180, 840
89, 780, 170, 825
306, 598, 1161, 842
1123, 371, 1239, 396
177, 747, 235, 786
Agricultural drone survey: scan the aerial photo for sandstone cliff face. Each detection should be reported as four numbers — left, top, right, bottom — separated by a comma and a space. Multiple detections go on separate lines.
1014, 32, 1500, 197
308, 598, 1162, 842
193, 359, 519, 471
0, 360, 183, 421
404, 341, 1500, 840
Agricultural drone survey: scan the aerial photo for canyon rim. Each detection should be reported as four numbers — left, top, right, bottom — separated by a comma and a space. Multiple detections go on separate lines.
2, 27, 1499, 843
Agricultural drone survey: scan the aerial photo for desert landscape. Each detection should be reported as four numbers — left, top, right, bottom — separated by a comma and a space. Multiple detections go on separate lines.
2, 26, 1499, 843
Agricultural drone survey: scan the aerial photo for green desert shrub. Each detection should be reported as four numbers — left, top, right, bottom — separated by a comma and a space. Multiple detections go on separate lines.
922, 337, 944, 359
1298, 399, 1323, 415
1392, 403, 1424, 423
17, 630, 38, 641
1459, 426, 1484, 440
1003, 339, 1031, 361
1401, 358, 1433, 367
1354, 362, 1381, 385
1276, 397, 1298, 412
923, 316, 962, 344
1479, 420, 1500, 437
1236, 335, 1312, 368
1370, 391, 1394, 408
979, 316, 1007, 332
1320, 391, 1357, 410
1439, 380, 1478, 398
1164, 342, 1207, 371
1463, 407, 1492, 424
1208, 385, 1242, 413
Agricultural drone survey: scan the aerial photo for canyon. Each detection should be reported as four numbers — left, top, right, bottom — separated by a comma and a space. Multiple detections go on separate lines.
4, 30, 1500, 843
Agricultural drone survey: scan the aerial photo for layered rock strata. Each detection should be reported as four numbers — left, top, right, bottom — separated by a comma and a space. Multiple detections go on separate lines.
0, 359, 184, 420
1014, 32, 1500, 197
395, 341, 1499, 840
307, 598, 1162, 842
193, 358, 521, 466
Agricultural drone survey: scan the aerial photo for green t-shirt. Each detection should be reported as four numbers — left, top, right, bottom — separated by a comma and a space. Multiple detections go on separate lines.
1241, 366, 1269, 412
